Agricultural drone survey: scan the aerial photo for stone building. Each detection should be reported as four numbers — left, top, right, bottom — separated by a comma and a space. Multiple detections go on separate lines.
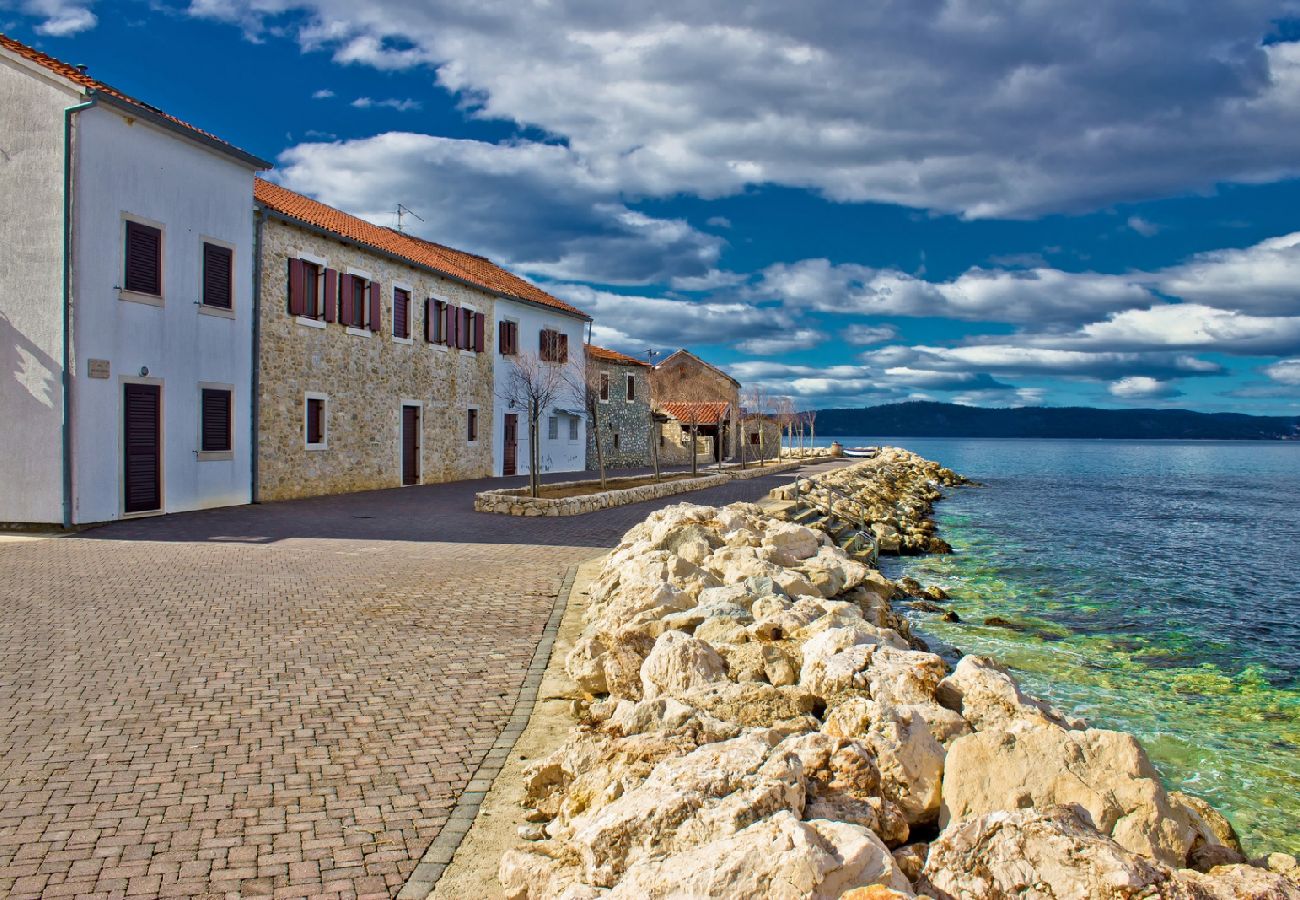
658, 401, 731, 466
652, 350, 742, 463
253, 179, 588, 501
738, 413, 783, 462
584, 345, 653, 470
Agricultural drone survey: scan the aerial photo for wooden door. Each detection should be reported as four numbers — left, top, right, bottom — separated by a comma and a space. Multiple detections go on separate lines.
503, 414, 518, 476
401, 405, 420, 485
123, 383, 161, 513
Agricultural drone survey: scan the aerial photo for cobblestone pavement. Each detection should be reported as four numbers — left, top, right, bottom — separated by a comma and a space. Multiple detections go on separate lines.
0, 462, 837, 899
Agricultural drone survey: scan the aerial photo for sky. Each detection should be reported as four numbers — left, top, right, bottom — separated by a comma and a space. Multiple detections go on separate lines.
5, 0, 1300, 415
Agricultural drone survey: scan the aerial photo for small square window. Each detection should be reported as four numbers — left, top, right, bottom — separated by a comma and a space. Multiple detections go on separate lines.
202, 243, 232, 309
467, 408, 479, 442
200, 388, 231, 452
124, 220, 162, 296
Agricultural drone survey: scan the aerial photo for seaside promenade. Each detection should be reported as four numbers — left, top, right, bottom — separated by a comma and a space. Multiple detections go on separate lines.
0, 462, 842, 899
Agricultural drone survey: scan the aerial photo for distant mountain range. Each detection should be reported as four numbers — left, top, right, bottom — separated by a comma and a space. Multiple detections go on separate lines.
815, 401, 1300, 440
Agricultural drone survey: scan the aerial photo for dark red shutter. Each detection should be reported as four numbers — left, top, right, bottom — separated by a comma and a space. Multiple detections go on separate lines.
394, 289, 410, 338
447, 305, 459, 348
339, 274, 354, 325
558, 333, 569, 363
323, 268, 338, 322
201, 388, 231, 452
124, 221, 161, 295
369, 281, 381, 332
499, 320, 507, 354
288, 258, 305, 315
539, 329, 549, 360
474, 312, 485, 353
424, 298, 434, 342
202, 243, 232, 309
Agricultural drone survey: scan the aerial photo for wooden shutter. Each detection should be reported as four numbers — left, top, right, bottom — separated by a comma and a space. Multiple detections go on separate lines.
424, 298, 434, 342
447, 304, 459, 348
539, 329, 551, 361
201, 388, 231, 452
123, 383, 161, 513
393, 289, 409, 338
474, 312, 485, 353
202, 243, 232, 309
323, 268, 338, 322
369, 281, 381, 332
558, 333, 569, 363
124, 221, 161, 295
499, 319, 507, 354
288, 258, 306, 315
339, 274, 355, 325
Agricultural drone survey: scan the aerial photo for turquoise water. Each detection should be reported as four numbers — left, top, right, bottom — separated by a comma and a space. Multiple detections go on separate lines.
822, 437, 1300, 856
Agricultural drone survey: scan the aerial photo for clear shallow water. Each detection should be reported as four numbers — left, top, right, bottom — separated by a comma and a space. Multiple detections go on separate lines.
824, 437, 1300, 856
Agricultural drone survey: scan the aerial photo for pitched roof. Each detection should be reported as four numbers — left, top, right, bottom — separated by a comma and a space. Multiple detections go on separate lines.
587, 344, 652, 367
659, 401, 731, 425
0, 32, 269, 169
254, 179, 589, 320
657, 349, 742, 387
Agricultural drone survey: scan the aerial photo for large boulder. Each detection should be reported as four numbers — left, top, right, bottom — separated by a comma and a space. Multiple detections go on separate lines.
775, 732, 908, 845
935, 655, 1082, 733
762, 520, 823, 565
1169, 790, 1246, 870
607, 810, 914, 899
1172, 865, 1300, 899
640, 630, 729, 700
940, 726, 1194, 867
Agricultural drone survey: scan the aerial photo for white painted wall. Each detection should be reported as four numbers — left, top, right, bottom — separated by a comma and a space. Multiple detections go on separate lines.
492, 301, 588, 476
0, 56, 78, 523
68, 104, 258, 523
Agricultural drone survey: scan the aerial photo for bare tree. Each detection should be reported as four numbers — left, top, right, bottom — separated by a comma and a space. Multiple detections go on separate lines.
566, 360, 609, 489
645, 363, 663, 482
774, 396, 795, 459
806, 407, 818, 455
741, 386, 771, 469
499, 350, 572, 498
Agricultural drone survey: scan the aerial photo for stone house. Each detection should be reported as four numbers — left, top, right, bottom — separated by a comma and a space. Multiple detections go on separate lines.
584, 345, 653, 470
658, 401, 731, 466
0, 35, 269, 525
253, 179, 589, 500
652, 350, 742, 462
738, 413, 783, 462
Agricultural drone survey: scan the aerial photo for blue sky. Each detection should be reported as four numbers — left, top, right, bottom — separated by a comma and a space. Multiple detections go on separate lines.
6, 1, 1300, 414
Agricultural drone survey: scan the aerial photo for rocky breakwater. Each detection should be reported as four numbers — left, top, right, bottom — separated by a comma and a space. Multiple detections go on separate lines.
498, 452, 1300, 899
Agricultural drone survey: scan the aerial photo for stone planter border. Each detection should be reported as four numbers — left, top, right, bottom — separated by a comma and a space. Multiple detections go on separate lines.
474, 459, 806, 516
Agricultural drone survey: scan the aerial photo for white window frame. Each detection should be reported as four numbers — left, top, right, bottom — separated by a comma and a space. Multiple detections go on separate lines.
498, 315, 520, 357
343, 265, 374, 335
197, 381, 235, 461
304, 392, 329, 450
626, 372, 636, 403
466, 405, 480, 444
294, 250, 329, 329
119, 212, 165, 307
459, 301, 480, 356
198, 236, 237, 319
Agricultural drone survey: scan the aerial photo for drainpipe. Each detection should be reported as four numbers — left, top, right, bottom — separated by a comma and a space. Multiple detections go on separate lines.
250, 207, 263, 503
61, 95, 97, 529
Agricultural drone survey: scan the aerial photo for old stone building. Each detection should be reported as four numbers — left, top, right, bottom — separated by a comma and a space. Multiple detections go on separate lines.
584, 345, 654, 470
253, 179, 588, 500
658, 401, 731, 466
652, 350, 742, 462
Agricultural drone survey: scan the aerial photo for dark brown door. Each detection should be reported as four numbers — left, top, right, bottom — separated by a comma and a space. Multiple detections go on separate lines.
503, 413, 518, 476
401, 406, 420, 485
123, 383, 161, 513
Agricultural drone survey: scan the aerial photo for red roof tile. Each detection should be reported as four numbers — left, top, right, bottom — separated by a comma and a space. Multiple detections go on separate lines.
587, 344, 651, 367
254, 179, 588, 319
0, 32, 267, 167
659, 401, 731, 425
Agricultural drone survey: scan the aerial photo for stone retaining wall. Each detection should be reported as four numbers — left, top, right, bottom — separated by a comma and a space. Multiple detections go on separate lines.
475, 459, 804, 516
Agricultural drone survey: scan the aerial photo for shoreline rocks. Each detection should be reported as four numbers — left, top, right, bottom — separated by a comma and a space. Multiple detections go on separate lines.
499, 448, 1299, 899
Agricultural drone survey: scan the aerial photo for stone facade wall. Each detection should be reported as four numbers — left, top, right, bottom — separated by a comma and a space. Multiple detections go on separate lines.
585, 361, 653, 470
257, 219, 496, 501
657, 420, 713, 466
651, 351, 741, 459
738, 418, 783, 462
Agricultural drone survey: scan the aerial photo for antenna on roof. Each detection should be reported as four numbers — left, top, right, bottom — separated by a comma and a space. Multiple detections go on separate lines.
645, 349, 659, 366
394, 203, 423, 233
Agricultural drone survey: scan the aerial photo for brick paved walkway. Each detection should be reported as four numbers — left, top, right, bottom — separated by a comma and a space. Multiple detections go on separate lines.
0, 463, 830, 899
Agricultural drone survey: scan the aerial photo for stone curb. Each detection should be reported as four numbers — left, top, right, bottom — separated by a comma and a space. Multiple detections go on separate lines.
396, 562, 583, 900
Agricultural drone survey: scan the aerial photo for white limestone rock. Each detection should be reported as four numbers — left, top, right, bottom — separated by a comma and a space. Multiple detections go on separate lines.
639, 630, 729, 701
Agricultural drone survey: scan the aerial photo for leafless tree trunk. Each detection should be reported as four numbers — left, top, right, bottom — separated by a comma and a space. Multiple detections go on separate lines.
807, 408, 818, 454
499, 351, 572, 498
566, 361, 608, 488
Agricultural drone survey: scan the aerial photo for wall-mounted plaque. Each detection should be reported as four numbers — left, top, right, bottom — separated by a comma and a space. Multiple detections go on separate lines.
87, 359, 110, 379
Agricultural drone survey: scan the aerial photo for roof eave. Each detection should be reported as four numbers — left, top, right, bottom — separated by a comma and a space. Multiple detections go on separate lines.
90, 90, 272, 170
258, 205, 592, 321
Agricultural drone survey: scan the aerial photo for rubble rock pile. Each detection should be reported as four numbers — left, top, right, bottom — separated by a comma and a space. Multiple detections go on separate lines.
498, 451, 1299, 899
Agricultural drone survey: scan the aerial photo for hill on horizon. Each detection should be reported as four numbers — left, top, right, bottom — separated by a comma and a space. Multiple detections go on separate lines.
814, 401, 1300, 440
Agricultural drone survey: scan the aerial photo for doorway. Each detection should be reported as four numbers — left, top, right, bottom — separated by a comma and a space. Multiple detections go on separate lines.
503, 413, 518, 476
401, 405, 420, 485
123, 382, 161, 514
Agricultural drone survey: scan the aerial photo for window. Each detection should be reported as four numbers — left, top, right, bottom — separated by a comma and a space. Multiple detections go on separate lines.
124, 220, 162, 296
428, 299, 447, 344
200, 388, 232, 453
568, 417, 578, 441
499, 320, 518, 355
548, 415, 559, 440
289, 258, 335, 321
202, 243, 233, 309
750, 432, 760, 445
393, 287, 410, 339
467, 408, 479, 442
626, 373, 636, 402
340, 274, 369, 328
613, 432, 620, 450
540, 328, 568, 363
599, 372, 609, 402
305, 396, 327, 449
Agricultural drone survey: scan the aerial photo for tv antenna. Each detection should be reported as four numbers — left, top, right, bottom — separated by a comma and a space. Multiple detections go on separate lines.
645, 349, 659, 365
395, 204, 424, 233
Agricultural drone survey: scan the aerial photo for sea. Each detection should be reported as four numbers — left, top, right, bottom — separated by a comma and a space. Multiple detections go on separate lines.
813, 436, 1300, 856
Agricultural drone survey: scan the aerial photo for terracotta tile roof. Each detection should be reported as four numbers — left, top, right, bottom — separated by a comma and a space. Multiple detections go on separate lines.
254, 179, 589, 320
0, 32, 268, 168
587, 344, 651, 367
659, 401, 731, 425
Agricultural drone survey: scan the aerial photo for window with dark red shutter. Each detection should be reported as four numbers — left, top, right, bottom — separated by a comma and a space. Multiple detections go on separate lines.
393, 288, 410, 339
306, 397, 326, 446
323, 268, 338, 322
460, 307, 473, 350
369, 281, 382, 332
499, 320, 518, 356
288, 258, 306, 316
540, 328, 557, 361
558, 332, 569, 363
124, 220, 161, 296
202, 243, 232, 309
447, 304, 459, 348
474, 312, 485, 353
200, 388, 232, 452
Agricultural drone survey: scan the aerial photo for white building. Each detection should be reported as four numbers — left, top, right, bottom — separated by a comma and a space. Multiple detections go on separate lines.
0, 35, 269, 525
491, 290, 590, 477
